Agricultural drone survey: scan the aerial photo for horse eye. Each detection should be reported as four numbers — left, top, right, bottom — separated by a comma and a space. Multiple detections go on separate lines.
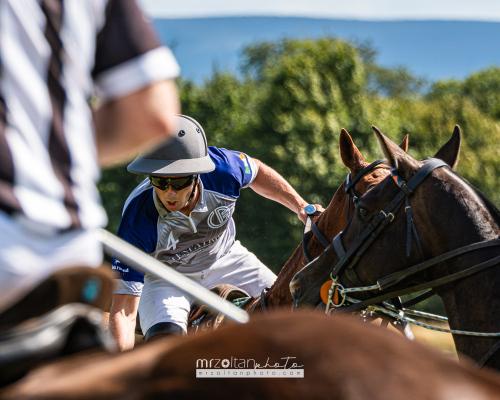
358, 208, 369, 217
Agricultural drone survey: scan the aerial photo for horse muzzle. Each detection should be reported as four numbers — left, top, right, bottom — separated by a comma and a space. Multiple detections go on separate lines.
290, 273, 323, 308
290, 276, 301, 307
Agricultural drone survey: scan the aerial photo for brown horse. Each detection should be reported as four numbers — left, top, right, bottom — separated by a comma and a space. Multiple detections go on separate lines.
2, 311, 500, 400
241, 129, 408, 313
292, 125, 500, 370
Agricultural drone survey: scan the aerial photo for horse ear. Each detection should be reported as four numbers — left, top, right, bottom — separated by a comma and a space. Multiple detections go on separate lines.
433, 125, 461, 170
339, 128, 366, 170
372, 126, 402, 169
399, 135, 409, 153
372, 126, 420, 181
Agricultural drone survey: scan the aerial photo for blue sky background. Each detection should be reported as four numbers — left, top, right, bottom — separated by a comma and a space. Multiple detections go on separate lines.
139, 1, 500, 84
139, 0, 500, 21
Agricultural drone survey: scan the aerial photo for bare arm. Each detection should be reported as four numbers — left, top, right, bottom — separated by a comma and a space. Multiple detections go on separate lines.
108, 294, 140, 351
93, 79, 180, 168
250, 158, 324, 224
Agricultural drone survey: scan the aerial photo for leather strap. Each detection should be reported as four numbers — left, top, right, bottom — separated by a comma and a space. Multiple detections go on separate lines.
345, 268, 365, 287
302, 212, 325, 263
345, 160, 385, 195
312, 221, 330, 248
334, 198, 405, 277
377, 239, 500, 290
402, 289, 436, 308
405, 197, 413, 257
337, 254, 500, 313
478, 341, 500, 367
260, 287, 270, 314
406, 159, 448, 192
248, 298, 261, 315
345, 160, 386, 224
392, 297, 403, 310
302, 231, 311, 263
412, 222, 425, 263
332, 233, 346, 259
332, 159, 448, 283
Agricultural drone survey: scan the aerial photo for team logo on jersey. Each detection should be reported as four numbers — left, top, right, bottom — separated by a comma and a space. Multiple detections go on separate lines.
166, 231, 179, 250
238, 153, 251, 174
208, 206, 231, 228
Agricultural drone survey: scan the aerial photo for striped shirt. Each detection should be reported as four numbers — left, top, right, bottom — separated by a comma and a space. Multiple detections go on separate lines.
0, 0, 180, 236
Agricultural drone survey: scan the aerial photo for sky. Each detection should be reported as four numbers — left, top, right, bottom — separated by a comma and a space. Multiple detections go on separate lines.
138, 0, 500, 21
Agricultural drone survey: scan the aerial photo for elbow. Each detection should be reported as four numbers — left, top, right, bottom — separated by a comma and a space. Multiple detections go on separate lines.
149, 91, 181, 139
139, 79, 181, 141
150, 112, 178, 138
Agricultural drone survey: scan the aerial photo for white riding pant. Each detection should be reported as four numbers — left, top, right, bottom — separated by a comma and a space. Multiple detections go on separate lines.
0, 212, 103, 313
138, 241, 276, 334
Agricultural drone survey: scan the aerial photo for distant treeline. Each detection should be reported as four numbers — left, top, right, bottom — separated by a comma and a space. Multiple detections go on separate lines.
99, 37, 500, 282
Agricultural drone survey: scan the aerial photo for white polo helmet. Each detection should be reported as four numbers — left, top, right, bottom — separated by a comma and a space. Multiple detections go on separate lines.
127, 115, 215, 176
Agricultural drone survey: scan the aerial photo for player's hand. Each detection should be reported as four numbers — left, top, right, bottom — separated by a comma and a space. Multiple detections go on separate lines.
298, 204, 325, 225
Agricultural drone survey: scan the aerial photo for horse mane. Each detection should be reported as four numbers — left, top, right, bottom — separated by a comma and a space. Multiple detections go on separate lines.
469, 183, 500, 225
449, 169, 500, 227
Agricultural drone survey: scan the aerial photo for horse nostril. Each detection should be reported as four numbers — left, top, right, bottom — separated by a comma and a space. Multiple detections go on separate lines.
290, 277, 301, 301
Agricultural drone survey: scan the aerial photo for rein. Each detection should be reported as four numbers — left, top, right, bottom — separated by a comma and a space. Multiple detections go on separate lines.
302, 159, 386, 263
320, 158, 500, 367
257, 160, 387, 315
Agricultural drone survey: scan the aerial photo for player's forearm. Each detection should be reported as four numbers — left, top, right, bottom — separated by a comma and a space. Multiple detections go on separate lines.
250, 159, 308, 214
93, 80, 180, 168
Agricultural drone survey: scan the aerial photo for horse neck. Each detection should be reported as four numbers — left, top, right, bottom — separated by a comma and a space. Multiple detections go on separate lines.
419, 169, 500, 366
435, 225, 500, 365
263, 182, 350, 309
439, 262, 500, 367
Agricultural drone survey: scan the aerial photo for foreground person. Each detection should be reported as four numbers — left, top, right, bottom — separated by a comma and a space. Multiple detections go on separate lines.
109, 114, 323, 350
0, 0, 180, 318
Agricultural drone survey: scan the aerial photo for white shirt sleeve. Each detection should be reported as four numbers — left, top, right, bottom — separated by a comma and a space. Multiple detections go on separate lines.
93, 47, 180, 101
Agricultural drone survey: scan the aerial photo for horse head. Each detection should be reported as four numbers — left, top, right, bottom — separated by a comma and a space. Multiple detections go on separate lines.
291, 125, 500, 368
290, 125, 463, 307
254, 129, 407, 310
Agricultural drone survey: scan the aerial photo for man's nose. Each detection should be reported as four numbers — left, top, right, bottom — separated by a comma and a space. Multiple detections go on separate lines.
165, 185, 177, 196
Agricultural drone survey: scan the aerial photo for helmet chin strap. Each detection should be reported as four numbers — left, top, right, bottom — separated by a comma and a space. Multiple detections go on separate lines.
188, 175, 199, 203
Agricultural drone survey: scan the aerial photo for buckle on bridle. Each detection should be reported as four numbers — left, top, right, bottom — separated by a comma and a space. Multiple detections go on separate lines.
325, 274, 346, 314
379, 210, 395, 223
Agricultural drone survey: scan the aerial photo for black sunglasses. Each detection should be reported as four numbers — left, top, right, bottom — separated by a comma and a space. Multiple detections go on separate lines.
148, 175, 196, 191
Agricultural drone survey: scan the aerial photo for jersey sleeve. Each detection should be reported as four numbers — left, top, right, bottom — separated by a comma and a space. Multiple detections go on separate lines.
92, 0, 180, 101
111, 184, 159, 296
201, 147, 258, 198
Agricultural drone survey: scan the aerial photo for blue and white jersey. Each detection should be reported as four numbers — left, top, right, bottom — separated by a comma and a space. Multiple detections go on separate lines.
112, 147, 258, 295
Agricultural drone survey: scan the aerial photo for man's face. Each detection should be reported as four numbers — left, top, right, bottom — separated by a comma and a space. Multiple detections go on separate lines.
152, 176, 197, 213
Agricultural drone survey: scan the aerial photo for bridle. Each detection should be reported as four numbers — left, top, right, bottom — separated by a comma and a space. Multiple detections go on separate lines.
345, 159, 385, 225
254, 159, 388, 315
313, 158, 500, 367
302, 159, 387, 263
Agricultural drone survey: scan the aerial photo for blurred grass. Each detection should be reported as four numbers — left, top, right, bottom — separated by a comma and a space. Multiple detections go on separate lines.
411, 322, 457, 359
374, 318, 457, 359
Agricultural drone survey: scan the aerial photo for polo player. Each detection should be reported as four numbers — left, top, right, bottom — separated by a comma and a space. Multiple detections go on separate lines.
109, 114, 323, 350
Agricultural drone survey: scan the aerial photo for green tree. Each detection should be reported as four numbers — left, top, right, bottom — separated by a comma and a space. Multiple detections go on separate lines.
98, 36, 500, 277
463, 67, 500, 120
233, 38, 375, 271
